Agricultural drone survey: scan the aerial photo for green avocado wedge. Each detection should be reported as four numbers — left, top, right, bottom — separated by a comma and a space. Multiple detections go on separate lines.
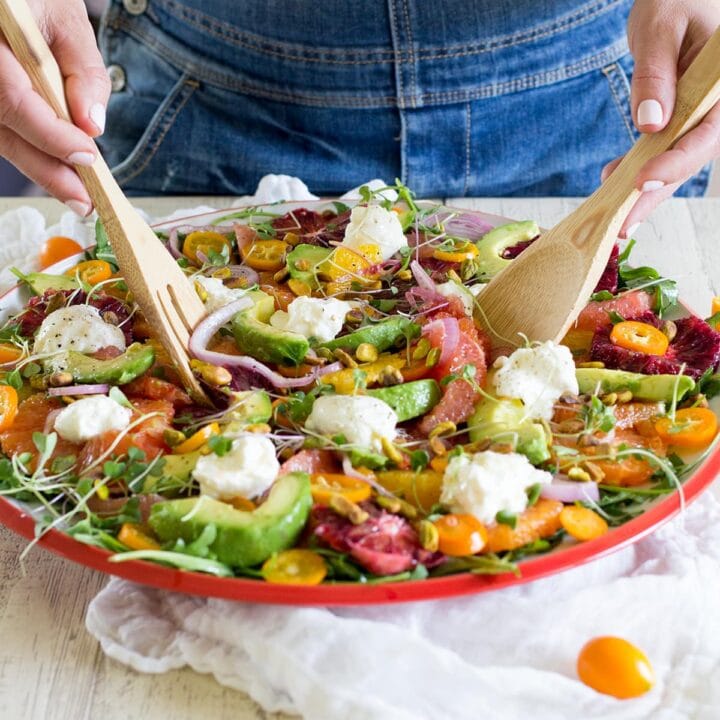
474, 220, 540, 280
11, 268, 78, 295
575, 368, 695, 403
322, 316, 420, 353
367, 379, 441, 422
149, 472, 312, 568
46, 343, 155, 385
286, 244, 333, 289
231, 290, 309, 366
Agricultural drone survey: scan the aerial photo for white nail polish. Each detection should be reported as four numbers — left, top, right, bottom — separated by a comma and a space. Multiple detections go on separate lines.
65, 200, 92, 217
67, 151, 96, 167
89, 103, 106, 134
626, 223, 641, 238
642, 180, 665, 192
637, 99, 663, 126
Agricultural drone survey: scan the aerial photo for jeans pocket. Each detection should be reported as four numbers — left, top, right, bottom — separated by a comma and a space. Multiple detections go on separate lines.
601, 54, 639, 146
111, 73, 200, 188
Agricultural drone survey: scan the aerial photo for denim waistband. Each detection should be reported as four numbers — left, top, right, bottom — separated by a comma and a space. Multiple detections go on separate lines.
104, 0, 632, 108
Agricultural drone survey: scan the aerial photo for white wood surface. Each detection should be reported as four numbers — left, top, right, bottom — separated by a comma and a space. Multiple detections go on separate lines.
0, 196, 719, 720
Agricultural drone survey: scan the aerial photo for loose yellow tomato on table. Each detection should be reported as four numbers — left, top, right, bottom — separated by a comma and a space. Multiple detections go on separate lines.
262, 549, 327, 585
610, 321, 669, 356
38, 235, 83, 269
240, 239, 288, 271
183, 230, 233, 264
577, 636, 655, 699
654, 407, 718, 449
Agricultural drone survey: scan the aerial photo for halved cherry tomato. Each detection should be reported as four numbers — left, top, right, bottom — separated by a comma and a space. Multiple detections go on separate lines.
172, 422, 221, 454
400, 358, 432, 382
0, 385, 18, 432
560, 505, 609, 541
310, 473, 373, 505
240, 239, 288, 271
262, 549, 327, 585
183, 230, 233, 264
38, 235, 83, 269
712, 296, 720, 317
654, 407, 718, 449
319, 246, 381, 281
432, 240, 479, 263
375, 470, 443, 511
433, 513, 487, 556
65, 259, 113, 285
0, 344, 23, 365
577, 636, 655, 699
610, 321, 669, 356
118, 523, 161, 551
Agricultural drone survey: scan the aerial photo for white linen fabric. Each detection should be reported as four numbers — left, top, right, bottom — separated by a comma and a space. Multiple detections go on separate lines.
2, 176, 719, 719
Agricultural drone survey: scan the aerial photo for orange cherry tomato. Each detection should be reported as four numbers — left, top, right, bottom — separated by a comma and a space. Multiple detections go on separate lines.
118, 523, 161, 551
610, 321, 669, 356
432, 240, 479, 264
577, 636, 655, 699
240, 239, 289, 271
310, 473, 373, 505
433, 513, 487, 556
262, 549, 327, 585
182, 230, 233, 264
0, 344, 23, 365
654, 407, 718, 449
65, 259, 113, 286
38, 235, 83, 270
172, 422, 221, 454
0, 385, 18, 432
400, 358, 432, 382
560, 505, 609, 541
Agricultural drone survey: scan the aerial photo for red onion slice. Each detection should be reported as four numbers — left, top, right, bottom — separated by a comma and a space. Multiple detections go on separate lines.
540, 479, 600, 503
410, 260, 436, 292
443, 214, 494, 240
47, 383, 110, 397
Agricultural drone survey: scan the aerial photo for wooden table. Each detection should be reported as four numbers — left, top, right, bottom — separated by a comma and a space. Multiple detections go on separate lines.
0, 196, 719, 720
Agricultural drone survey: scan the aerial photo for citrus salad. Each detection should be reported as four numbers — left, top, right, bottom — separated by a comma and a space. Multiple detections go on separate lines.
0, 183, 718, 586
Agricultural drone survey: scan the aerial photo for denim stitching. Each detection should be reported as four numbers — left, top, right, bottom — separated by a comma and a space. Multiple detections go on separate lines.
401, 0, 418, 105
114, 77, 199, 185
602, 62, 637, 144
463, 103, 472, 197
387, 0, 407, 180
108, 17, 627, 108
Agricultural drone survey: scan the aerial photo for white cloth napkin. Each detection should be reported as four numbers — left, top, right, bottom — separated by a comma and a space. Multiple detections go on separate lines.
3, 176, 719, 719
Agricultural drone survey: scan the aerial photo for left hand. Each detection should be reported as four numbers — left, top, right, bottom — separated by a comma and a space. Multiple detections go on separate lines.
602, 0, 720, 237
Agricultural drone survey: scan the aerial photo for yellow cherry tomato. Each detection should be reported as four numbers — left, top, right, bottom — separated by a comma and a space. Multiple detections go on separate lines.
577, 636, 655, 699
310, 473, 373, 505
172, 422, 221, 454
262, 549, 327, 585
432, 241, 479, 263
183, 230, 233, 264
65, 259, 113, 285
610, 321, 669, 356
240, 239, 289, 271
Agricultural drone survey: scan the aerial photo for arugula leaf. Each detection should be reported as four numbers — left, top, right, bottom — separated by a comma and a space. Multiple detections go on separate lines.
92, 219, 118, 267
590, 290, 614, 302
697, 367, 720, 399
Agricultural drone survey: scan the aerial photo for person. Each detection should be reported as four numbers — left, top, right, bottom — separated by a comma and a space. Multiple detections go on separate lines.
0, 0, 718, 240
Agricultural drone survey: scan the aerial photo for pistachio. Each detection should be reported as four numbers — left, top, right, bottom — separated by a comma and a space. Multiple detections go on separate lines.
315, 347, 335, 361
302, 353, 326, 366
395, 269, 412, 281
556, 419, 585, 434
662, 320, 677, 342
333, 348, 358, 368
190, 359, 232, 387
429, 435, 447, 456
273, 267, 290, 283
329, 494, 369, 525
375, 495, 402, 514
194, 280, 209, 302
48, 371, 74, 388
428, 421, 456, 439
377, 364, 404, 386
29, 375, 48, 390
356, 342, 378, 363
288, 279, 312, 296
417, 520, 440, 552
101, 311, 120, 326
381, 436, 405, 465
583, 460, 605, 483
212, 267, 232, 280
46, 292, 66, 314
568, 466, 592, 483
616, 389, 634, 403
600, 392, 618, 406
283, 232, 300, 246
576, 361, 605, 369
425, 347, 441, 368
293, 258, 310, 271
163, 429, 187, 447
465, 438, 492, 453
412, 337, 431, 361
246, 423, 272, 434
488, 442, 514, 454
227, 277, 250, 289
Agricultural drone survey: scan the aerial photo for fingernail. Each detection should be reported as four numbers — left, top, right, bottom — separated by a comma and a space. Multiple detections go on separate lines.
642, 180, 665, 192
637, 99, 663, 126
67, 151, 96, 167
626, 223, 641, 238
89, 103, 106, 134
65, 200, 92, 217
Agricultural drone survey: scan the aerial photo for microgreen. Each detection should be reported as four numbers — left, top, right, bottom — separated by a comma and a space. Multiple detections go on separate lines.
208, 435, 233, 457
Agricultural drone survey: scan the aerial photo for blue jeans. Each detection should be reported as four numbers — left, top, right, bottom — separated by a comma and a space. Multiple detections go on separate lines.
98, 0, 710, 198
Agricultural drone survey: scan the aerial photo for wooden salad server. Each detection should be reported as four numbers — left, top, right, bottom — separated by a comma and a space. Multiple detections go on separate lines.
476, 26, 720, 347
0, 0, 209, 403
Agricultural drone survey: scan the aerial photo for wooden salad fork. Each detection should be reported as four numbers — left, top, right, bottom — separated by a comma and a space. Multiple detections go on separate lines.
476, 26, 720, 347
0, 0, 209, 403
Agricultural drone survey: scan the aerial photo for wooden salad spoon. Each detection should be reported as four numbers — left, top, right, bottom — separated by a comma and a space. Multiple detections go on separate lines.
0, 0, 209, 403
476, 26, 720, 347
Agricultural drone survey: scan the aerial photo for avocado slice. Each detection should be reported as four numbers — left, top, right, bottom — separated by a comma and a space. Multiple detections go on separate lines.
47, 343, 155, 385
322, 316, 420, 353
475, 220, 539, 279
143, 452, 200, 495
576, 368, 695, 403
468, 396, 550, 465
231, 290, 309, 366
12, 268, 78, 295
223, 390, 272, 426
286, 244, 333, 289
149, 472, 312, 567
367, 379, 441, 422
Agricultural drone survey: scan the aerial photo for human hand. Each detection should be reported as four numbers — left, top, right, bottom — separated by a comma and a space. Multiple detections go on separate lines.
0, 0, 110, 215
602, 0, 720, 237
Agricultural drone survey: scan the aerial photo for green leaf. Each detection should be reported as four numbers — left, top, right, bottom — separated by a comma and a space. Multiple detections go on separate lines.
526, 483, 542, 507
608, 311, 625, 325
590, 290, 614, 302
208, 435, 233, 457
410, 450, 430, 471
92, 219, 118, 267
109, 549, 234, 577
495, 510, 518, 528
4, 369, 23, 391
109, 386, 133, 409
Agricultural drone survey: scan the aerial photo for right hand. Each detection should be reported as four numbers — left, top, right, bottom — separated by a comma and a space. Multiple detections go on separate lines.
0, 0, 110, 215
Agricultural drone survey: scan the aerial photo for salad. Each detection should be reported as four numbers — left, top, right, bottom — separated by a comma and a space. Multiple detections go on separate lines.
0, 182, 719, 587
